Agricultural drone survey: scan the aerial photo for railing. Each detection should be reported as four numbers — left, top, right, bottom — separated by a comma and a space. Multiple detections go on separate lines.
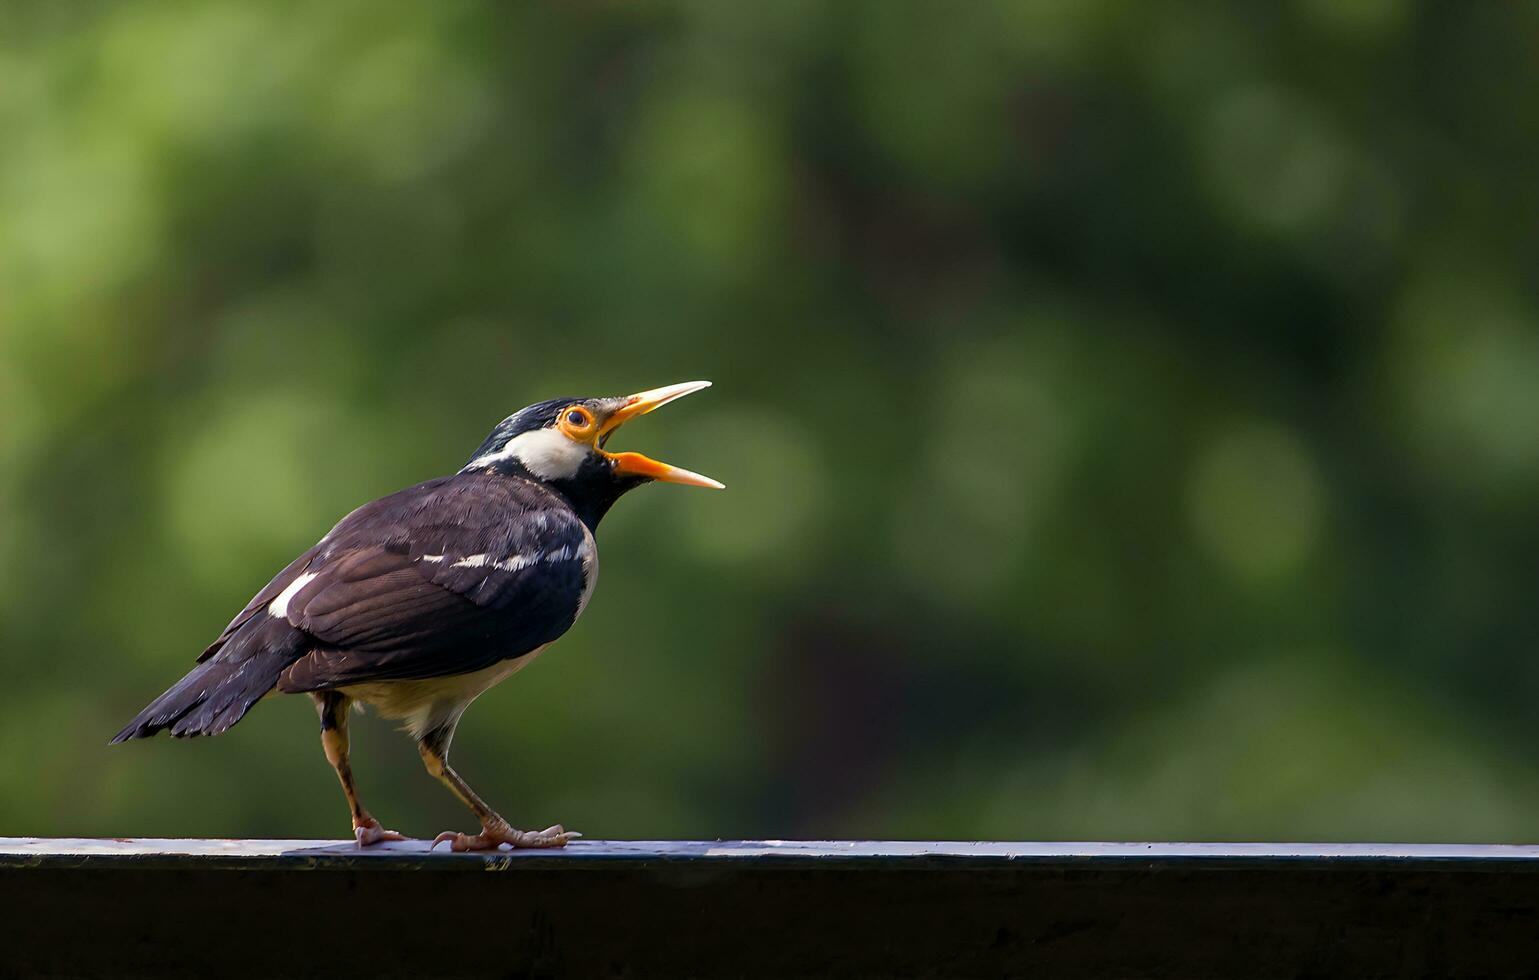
4, 838, 1537, 977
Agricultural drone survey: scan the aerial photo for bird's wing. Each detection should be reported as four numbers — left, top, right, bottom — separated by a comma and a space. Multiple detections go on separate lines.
272, 473, 591, 691
196, 547, 319, 663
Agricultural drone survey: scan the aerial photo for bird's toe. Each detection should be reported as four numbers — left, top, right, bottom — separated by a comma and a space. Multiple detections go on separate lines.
518, 826, 582, 848
354, 819, 409, 847
428, 823, 581, 851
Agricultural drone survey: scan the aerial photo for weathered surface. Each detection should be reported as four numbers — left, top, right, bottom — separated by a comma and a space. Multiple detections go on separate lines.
4, 839, 1539, 977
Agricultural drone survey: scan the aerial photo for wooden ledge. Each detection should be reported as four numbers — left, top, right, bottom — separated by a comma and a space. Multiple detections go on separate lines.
5, 836, 1539, 871
6, 839, 1539, 977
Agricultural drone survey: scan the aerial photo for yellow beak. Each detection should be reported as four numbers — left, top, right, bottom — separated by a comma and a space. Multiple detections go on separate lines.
598, 381, 725, 489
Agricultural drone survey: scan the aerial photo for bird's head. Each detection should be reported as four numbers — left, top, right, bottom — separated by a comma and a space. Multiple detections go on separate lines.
463, 381, 723, 528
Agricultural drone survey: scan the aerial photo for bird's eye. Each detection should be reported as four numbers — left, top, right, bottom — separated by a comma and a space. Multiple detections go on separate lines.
566, 410, 588, 427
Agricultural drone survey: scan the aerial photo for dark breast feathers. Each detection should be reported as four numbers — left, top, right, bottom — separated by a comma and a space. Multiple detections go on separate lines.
214, 471, 595, 693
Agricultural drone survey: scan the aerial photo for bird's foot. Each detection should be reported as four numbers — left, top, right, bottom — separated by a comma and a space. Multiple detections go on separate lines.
353, 816, 409, 847
430, 821, 580, 852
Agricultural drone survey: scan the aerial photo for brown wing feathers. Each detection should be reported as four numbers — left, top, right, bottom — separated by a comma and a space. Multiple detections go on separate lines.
112, 472, 591, 740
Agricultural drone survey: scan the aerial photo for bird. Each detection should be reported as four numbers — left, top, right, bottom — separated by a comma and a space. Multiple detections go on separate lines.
112, 381, 722, 850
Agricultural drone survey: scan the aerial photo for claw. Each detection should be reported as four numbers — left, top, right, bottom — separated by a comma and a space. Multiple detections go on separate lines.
430, 830, 465, 852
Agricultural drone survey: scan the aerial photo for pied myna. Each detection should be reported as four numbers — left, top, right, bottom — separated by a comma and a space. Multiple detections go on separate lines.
113, 381, 721, 850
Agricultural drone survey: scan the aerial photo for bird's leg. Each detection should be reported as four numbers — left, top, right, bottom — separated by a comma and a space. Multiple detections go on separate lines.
418, 724, 579, 851
314, 692, 407, 847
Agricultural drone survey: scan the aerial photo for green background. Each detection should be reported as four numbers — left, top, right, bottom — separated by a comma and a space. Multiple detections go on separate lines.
4, 1, 1539, 843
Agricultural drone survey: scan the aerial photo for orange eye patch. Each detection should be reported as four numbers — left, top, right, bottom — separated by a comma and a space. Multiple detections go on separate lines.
558, 406, 595, 440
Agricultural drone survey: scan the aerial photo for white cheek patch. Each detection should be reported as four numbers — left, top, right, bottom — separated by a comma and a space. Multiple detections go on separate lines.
511, 428, 589, 480
467, 427, 588, 480
268, 571, 318, 619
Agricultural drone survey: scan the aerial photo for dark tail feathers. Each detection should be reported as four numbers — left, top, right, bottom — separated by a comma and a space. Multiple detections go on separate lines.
111, 617, 307, 743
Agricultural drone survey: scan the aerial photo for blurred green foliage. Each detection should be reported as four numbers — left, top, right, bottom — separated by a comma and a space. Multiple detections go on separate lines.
4, 1, 1539, 843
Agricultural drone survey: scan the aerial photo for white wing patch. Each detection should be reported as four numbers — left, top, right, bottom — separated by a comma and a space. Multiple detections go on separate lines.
418, 547, 581, 574
268, 571, 318, 619
450, 553, 536, 572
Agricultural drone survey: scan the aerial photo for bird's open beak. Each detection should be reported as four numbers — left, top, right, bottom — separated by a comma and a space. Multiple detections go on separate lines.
597, 381, 725, 489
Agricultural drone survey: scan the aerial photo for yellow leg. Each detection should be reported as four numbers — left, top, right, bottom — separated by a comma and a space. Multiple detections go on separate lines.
314, 692, 407, 846
417, 723, 579, 851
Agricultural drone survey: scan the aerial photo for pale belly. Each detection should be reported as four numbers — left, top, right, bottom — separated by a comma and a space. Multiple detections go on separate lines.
339, 643, 550, 739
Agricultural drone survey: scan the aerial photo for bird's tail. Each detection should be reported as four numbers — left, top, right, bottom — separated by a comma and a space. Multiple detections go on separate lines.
110, 617, 307, 743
